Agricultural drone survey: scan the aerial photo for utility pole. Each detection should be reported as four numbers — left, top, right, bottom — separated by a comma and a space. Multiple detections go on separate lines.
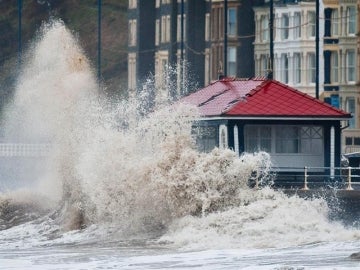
180, 0, 184, 95
269, 0, 274, 80
18, 0, 22, 67
224, 0, 228, 77
315, 0, 319, 99
98, 0, 102, 86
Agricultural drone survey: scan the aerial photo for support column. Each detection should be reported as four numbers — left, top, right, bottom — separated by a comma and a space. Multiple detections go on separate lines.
330, 126, 335, 178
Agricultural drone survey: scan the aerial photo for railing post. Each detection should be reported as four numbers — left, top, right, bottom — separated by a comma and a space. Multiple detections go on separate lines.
302, 166, 309, 190
346, 166, 354, 190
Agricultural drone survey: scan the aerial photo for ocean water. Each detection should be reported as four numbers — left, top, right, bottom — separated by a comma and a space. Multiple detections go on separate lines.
1, 19, 360, 269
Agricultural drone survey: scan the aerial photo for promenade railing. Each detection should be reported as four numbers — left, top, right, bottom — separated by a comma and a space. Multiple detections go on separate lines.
251, 166, 360, 190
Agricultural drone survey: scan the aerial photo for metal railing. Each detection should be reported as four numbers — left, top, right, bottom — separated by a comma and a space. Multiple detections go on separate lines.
251, 166, 360, 191
0, 143, 51, 157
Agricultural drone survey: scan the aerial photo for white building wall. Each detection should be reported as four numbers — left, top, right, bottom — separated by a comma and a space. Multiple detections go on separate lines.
254, 1, 325, 97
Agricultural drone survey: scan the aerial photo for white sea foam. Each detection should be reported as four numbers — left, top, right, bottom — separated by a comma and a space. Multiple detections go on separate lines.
0, 19, 360, 255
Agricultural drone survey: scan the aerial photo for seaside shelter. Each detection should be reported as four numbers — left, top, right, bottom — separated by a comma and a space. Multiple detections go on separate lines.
179, 77, 351, 183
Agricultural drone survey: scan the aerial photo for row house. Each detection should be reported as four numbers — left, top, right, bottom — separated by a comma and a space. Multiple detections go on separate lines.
128, 0, 210, 103
322, 0, 359, 153
128, 0, 263, 103
254, 0, 324, 97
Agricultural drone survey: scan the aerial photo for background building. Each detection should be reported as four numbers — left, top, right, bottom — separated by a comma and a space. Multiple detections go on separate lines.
128, 0, 359, 153
128, 0, 262, 102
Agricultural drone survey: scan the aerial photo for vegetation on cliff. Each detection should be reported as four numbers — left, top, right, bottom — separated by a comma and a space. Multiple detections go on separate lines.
0, 0, 128, 114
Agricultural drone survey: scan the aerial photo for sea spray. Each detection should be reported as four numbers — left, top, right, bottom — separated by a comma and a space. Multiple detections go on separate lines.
1, 19, 360, 251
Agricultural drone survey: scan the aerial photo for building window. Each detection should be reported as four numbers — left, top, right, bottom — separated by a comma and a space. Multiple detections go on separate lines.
156, 0, 160, 8
347, 6, 356, 35
161, 16, 166, 43
205, 13, 210, 41
293, 53, 301, 84
354, 137, 360, 146
129, 20, 137, 46
345, 137, 353, 145
331, 9, 339, 36
346, 50, 356, 82
346, 98, 356, 128
211, 6, 224, 40
205, 49, 210, 85
281, 53, 288, 83
128, 53, 137, 90
177, 14, 186, 42
308, 11, 316, 37
160, 16, 171, 43
129, 0, 137, 9
308, 53, 316, 83
155, 51, 169, 89
166, 15, 171, 42
281, 13, 289, 40
155, 19, 160, 45
331, 51, 338, 83
228, 8, 237, 37
261, 15, 269, 42
260, 54, 269, 77
227, 47, 237, 76
294, 12, 301, 39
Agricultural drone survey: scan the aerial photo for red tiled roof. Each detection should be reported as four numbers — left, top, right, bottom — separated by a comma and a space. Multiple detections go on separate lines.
180, 78, 350, 119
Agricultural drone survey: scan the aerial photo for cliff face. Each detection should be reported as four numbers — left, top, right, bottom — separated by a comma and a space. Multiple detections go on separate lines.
0, 0, 128, 109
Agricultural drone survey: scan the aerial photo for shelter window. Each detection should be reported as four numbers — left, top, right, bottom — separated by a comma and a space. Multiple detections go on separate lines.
193, 126, 217, 153
276, 126, 299, 153
244, 126, 272, 152
245, 125, 323, 155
